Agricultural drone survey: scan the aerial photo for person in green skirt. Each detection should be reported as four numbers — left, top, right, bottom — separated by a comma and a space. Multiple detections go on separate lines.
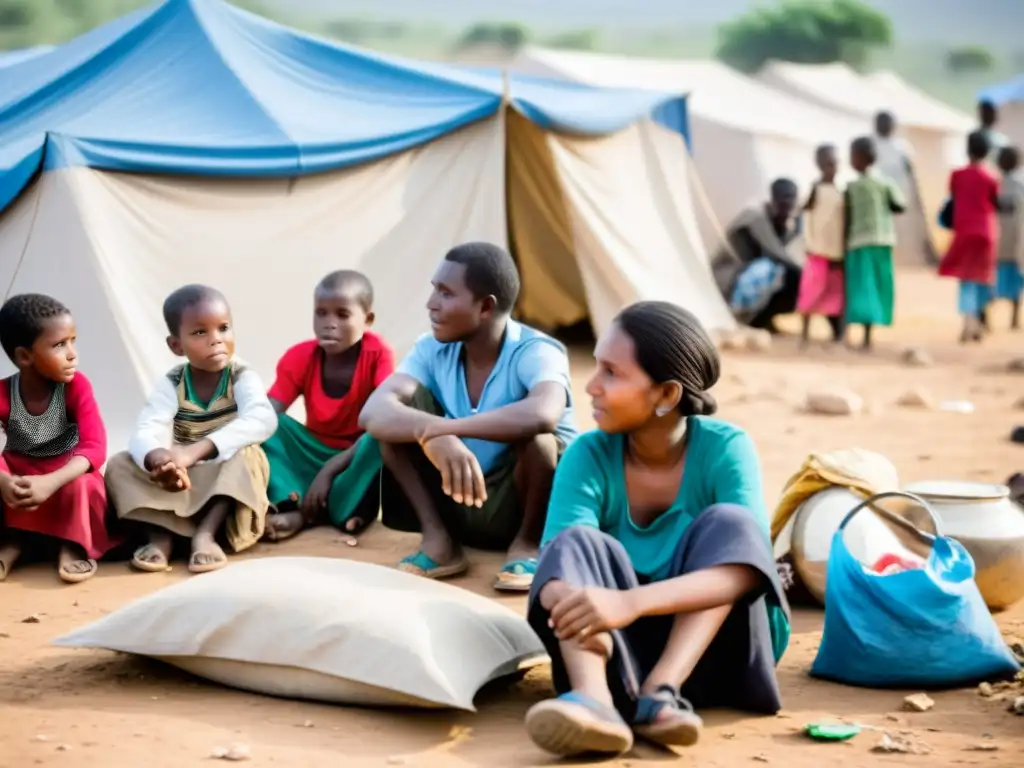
358, 243, 577, 592
262, 271, 395, 542
844, 136, 906, 351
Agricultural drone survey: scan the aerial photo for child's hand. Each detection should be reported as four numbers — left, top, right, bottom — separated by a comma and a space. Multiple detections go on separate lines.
169, 445, 200, 471
0, 472, 24, 508
301, 470, 333, 523
9, 474, 60, 510
152, 462, 190, 493
144, 448, 175, 472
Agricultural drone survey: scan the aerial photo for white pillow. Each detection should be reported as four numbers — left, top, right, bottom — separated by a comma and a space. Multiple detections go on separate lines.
53, 557, 546, 710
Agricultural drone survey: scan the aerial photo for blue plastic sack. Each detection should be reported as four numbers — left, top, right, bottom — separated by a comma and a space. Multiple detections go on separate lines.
811, 493, 1020, 688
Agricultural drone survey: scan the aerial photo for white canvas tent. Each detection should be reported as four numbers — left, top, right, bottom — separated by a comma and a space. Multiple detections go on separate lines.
0, 1, 732, 451
510, 47, 865, 237
758, 61, 973, 259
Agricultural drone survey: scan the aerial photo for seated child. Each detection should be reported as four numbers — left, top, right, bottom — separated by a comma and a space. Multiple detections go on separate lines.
105, 285, 276, 574
262, 270, 394, 542
0, 294, 117, 583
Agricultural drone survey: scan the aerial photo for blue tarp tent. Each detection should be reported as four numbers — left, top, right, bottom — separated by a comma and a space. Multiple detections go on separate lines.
0, 0, 731, 452
0, 46, 54, 68
0, 0, 686, 214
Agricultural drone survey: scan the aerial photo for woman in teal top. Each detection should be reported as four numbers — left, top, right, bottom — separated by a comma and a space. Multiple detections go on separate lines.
524, 301, 789, 758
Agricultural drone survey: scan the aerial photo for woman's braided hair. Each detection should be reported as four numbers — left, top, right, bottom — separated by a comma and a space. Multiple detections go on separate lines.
615, 301, 720, 416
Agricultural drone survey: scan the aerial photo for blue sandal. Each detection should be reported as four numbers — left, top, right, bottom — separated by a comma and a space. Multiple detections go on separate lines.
397, 551, 469, 580
493, 557, 538, 592
632, 685, 703, 747
525, 691, 633, 757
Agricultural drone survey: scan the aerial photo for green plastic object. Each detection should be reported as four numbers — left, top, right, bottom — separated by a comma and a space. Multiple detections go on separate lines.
805, 723, 862, 741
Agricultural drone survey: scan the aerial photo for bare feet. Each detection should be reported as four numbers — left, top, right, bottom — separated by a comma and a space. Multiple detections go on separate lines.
58, 543, 97, 584
0, 539, 22, 581
264, 511, 304, 542
131, 530, 173, 573
417, 529, 462, 568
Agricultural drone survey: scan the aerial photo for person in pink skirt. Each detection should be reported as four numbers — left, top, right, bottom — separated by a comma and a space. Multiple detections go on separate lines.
797, 145, 846, 348
0, 294, 118, 583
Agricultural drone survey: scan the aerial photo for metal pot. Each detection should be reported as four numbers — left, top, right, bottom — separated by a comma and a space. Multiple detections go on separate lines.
903, 480, 1024, 611
791, 488, 936, 605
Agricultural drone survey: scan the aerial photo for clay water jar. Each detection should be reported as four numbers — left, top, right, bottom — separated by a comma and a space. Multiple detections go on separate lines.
904, 480, 1024, 611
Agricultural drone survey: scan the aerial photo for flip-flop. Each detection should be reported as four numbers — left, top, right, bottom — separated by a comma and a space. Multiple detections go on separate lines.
58, 558, 97, 585
632, 685, 703, 748
525, 691, 633, 757
493, 557, 538, 592
188, 548, 228, 574
130, 544, 171, 573
397, 551, 469, 580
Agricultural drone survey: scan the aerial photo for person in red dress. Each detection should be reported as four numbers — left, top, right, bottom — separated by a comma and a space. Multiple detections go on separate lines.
262, 270, 395, 542
0, 294, 117, 583
939, 131, 1008, 342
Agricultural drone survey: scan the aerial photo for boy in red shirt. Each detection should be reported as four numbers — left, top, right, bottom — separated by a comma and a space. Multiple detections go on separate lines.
939, 131, 1009, 343
262, 271, 394, 541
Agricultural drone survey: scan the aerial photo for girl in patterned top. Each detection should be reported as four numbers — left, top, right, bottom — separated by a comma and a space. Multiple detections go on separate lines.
104, 285, 276, 574
0, 294, 117, 583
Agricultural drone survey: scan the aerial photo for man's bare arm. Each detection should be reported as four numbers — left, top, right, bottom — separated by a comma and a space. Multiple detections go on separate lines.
358, 373, 446, 443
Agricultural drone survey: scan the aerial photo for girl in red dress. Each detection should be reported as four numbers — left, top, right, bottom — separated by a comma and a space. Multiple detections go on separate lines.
939, 131, 1005, 342
0, 294, 117, 583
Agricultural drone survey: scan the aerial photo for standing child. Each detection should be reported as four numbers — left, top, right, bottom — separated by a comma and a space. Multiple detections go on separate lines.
939, 131, 1003, 343
105, 285, 276, 574
797, 144, 846, 347
262, 270, 394, 542
994, 146, 1024, 329
0, 294, 117, 583
844, 136, 906, 351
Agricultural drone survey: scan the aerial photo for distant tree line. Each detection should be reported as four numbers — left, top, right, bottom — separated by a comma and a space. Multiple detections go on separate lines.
0, 0, 1000, 79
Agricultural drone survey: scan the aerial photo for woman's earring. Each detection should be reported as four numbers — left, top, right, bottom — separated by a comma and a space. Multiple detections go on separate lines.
655, 406, 670, 418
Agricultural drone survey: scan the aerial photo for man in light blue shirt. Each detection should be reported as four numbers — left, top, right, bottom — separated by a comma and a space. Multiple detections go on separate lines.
359, 242, 577, 591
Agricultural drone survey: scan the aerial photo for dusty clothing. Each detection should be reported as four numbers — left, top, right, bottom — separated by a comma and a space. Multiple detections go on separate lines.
845, 169, 906, 251
803, 182, 845, 260
0, 373, 118, 559
108, 360, 276, 552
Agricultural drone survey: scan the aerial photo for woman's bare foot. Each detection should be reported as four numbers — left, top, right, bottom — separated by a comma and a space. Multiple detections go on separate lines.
264, 511, 304, 542
0, 539, 22, 581
189, 532, 227, 574
58, 543, 97, 584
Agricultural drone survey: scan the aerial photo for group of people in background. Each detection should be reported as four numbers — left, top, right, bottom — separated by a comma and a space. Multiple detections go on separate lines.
712, 99, 1024, 349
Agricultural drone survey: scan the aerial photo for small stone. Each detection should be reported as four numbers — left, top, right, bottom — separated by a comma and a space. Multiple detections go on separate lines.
885, 714, 900, 722
902, 347, 933, 367
21, 614, 42, 624
210, 744, 250, 761
978, 682, 994, 697
1010, 695, 1024, 715
752, 756, 769, 763
386, 758, 407, 766
903, 693, 935, 712
723, 732, 736, 739
34, 735, 50, 742
806, 388, 863, 416
745, 328, 772, 352
896, 388, 935, 409
55, 745, 70, 752
968, 743, 999, 751
873, 733, 927, 754
301, 720, 314, 728
0, 632, 9, 639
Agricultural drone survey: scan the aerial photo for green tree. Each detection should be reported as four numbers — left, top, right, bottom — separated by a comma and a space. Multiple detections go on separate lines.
945, 45, 995, 74
716, 0, 892, 74
455, 22, 529, 52
544, 28, 599, 51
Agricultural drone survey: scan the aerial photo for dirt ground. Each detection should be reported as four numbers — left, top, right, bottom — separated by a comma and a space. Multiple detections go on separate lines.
3, 267, 1024, 767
